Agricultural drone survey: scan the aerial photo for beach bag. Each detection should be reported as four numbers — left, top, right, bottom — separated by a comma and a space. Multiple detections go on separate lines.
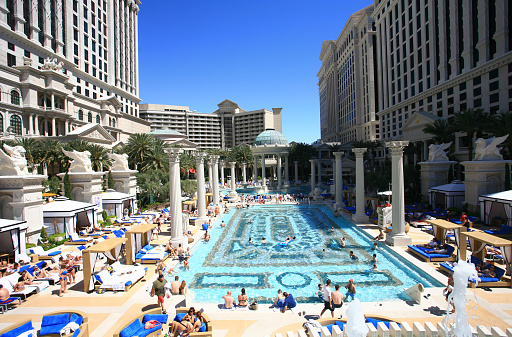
250, 301, 258, 310
144, 320, 161, 329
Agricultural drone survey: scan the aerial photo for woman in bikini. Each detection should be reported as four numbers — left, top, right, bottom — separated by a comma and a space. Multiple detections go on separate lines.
193, 311, 208, 332
169, 319, 193, 336
179, 280, 187, 295
238, 288, 248, 307
59, 267, 68, 297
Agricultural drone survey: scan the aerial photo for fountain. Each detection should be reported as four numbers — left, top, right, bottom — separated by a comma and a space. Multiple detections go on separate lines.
344, 299, 369, 337
441, 260, 479, 337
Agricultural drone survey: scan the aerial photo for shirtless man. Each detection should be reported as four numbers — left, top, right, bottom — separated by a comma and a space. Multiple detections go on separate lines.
177, 244, 185, 257
170, 276, 180, 295
331, 284, 344, 310
344, 279, 356, 301
479, 265, 497, 278
349, 251, 358, 260
222, 290, 235, 309
0, 284, 9, 301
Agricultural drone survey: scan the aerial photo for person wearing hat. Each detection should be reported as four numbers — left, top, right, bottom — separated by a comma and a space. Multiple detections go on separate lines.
344, 279, 356, 301
150, 273, 168, 314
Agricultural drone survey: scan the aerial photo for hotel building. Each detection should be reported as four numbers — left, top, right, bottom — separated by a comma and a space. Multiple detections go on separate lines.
0, 0, 150, 146
139, 99, 283, 149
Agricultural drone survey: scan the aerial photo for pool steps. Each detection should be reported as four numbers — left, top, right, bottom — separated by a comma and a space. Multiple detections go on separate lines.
264, 322, 512, 337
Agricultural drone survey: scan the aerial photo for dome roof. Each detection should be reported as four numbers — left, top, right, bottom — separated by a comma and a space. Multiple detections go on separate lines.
253, 129, 288, 146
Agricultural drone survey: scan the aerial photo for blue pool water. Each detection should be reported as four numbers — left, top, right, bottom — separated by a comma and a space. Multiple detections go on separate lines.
171, 204, 442, 304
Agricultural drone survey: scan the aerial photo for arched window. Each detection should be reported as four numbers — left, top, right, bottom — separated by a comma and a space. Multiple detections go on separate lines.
112, 119, 116, 128
9, 115, 22, 135
0, 114, 3, 131
87, 112, 92, 123
78, 110, 83, 121
10, 90, 20, 105
109, 117, 111, 127
96, 115, 100, 124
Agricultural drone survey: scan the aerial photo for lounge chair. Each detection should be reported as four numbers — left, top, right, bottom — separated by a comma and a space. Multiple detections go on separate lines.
484, 225, 512, 236
0, 320, 34, 336
113, 308, 168, 337
93, 262, 147, 292
407, 244, 456, 262
40, 311, 87, 336
66, 233, 92, 245
0, 297, 21, 313
29, 246, 61, 262
135, 245, 168, 264
469, 263, 508, 288
0, 273, 38, 300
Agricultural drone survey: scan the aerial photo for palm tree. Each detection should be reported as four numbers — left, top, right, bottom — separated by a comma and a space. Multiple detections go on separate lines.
88, 144, 111, 171
125, 133, 155, 170
486, 111, 512, 160
449, 108, 489, 161
141, 138, 168, 173
63, 139, 92, 152
37, 139, 63, 176
288, 142, 316, 181
179, 152, 195, 179
422, 119, 454, 145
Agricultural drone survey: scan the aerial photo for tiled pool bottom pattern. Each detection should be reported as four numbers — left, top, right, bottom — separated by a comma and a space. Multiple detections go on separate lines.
175, 205, 442, 304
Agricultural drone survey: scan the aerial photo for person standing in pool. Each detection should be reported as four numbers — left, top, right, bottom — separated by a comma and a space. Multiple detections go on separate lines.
319, 279, 334, 318
349, 251, 358, 260
344, 279, 356, 301
340, 237, 346, 248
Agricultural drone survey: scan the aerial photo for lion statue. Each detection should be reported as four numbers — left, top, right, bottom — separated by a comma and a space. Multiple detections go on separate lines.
0, 144, 29, 175
474, 135, 508, 161
108, 153, 130, 171
62, 149, 93, 172
427, 142, 452, 162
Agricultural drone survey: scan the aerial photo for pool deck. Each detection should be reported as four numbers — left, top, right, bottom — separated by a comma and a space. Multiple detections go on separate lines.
1, 199, 512, 336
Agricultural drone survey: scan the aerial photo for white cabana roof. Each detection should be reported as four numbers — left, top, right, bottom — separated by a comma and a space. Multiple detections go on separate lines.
428, 180, 465, 193
43, 197, 97, 217
479, 190, 512, 203
0, 219, 27, 232
101, 189, 136, 204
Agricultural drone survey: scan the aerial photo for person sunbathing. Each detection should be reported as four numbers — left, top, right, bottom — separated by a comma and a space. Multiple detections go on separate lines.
373, 229, 385, 241
238, 288, 249, 307
0, 284, 9, 301
222, 291, 235, 309
170, 319, 194, 336
432, 245, 448, 254
479, 265, 497, 278
32, 266, 50, 279
422, 238, 440, 248
13, 277, 26, 292
21, 270, 40, 285
193, 311, 208, 332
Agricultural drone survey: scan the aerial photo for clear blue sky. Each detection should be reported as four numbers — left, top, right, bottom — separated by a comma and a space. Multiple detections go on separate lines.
138, 1, 371, 144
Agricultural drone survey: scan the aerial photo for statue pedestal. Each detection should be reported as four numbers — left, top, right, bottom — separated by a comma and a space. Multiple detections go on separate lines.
352, 213, 369, 224
419, 161, 456, 198
58, 172, 106, 205
110, 170, 138, 195
461, 160, 512, 212
386, 232, 412, 246
0, 175, 46, 243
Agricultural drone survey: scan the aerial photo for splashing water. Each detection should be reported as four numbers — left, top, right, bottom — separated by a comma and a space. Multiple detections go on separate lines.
344, 299, 369, 337
441, 260, 479, 337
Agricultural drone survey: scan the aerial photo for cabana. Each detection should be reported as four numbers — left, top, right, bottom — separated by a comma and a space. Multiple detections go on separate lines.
125, 223, 157, 265
479, 190, 512, 226
459, 231, 512, 288
0, 219, 27, 263
428, 180, 465, 210
43, 197, 97, 236
101, 189, 137, 219
82, 238, 126, 292
182, 199, 197, 212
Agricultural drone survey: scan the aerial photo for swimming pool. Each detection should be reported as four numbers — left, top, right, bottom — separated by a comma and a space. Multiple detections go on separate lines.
172, 204, 442, 304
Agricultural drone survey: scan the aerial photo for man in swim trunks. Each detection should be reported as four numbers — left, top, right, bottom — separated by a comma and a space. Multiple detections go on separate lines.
344, 279, 356, 301
150, 273, 167, 314
331, 285, 343, 310
319, 279, 334, 318
222, 290, 234, 309
349, 251, 358, 260
0, 284, 9, 301
170, 276, 180, 295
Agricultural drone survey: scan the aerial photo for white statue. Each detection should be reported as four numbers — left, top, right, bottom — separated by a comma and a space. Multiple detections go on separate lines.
108, 153, 130, 171
427, 142, 452, 162
474, 135, 509, 161
62, 149, 93, 172
0, 144, 29, 176
42, 57, 64, 73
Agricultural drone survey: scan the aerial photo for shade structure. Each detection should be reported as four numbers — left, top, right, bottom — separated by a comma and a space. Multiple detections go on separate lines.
0, 219, 28, 263
125, 223, 157, 265
426, 219, 467, 259
428, 180, 465, 210
82, 238, 127, 292
101, 189, 136, 219
43, 197, 97, 237
479, 190, 512, 226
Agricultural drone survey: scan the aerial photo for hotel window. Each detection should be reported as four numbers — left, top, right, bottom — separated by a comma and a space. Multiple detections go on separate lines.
78, 110, 84, 120
10, 90, 20, 105
96, 115, 100, 124
9, 115, 22, 135
88, 112, 92, 123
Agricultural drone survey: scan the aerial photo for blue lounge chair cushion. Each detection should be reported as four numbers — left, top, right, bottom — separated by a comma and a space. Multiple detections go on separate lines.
125, 281, 132, 286
72, 328, 81, 337
325, 324, 334, 334
143, 244, 153, 251
77, 246, 86, 251
470, 264, 506, 284
198, 322, 207, 332
70, 313, 83, 326
174, 313, 187, 322
335, 321, 345, 330
484, 225, 512, 235
40, 322, 68, 336
408, 245, 455, 260
42, 313, 69, 326
440, 262, 455, 273
120, 319, 143, 337
135, 253, 144, 259
19, 265, 30, 273
366, 318, 392, 329
143, 314, 168, 324
95, 274, 103, 284
48, 251, 61, 256
1, 321, 34, 337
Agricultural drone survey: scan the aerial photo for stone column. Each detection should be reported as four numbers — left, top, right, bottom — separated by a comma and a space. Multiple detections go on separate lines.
220, 161, 225, 187
317, 160, 322, 185
284, 155, 289, 186
229, 162, 237, 197
208, 161, 213, 193
253, 155, 258, 183
28, 114, 33, 135
385, 141, 412, 246
294, 161, 299, 185
211, 155, 220, 206
261, 155, 266, 187
195, 152, 207, 223
352, 148, 368, 223
169, 149, 187, 247
51, 118, 56, 136
242, 163, 247, 184
277, 154, 282, 189
334, 152, 343, 209
310, 159, 316, 195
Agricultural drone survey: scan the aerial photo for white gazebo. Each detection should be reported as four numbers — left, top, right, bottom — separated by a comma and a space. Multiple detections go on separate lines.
42, 197, 97, 236
251, 129, 291, 192
0, 219, 28, 263
101, 189, 136, 219
428, 180, 465, 210
479, 190, 512, 226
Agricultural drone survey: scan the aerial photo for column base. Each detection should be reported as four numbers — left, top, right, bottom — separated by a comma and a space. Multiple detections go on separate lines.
228, 190, 238, 198
385, 233, 412, 247
195, 216, 208, 226
352, 213, 369, 224
171, 236, 189, 249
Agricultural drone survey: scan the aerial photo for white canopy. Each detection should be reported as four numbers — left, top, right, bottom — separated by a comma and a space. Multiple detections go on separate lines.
428, 180, 465, 210
0, 219, 27, 262
479, 190, 512, 226
43, 197, 97, 236
101, 189, 136, 219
